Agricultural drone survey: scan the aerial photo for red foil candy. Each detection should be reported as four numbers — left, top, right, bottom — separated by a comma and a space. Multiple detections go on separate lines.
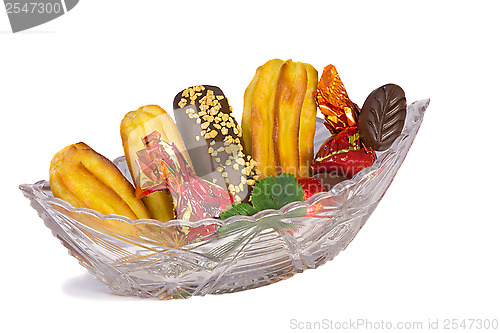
311, 126, 376, 179
136, 130, 232, 222
134, 131, 170, 198
180, 224, 218, 243
297, 177, 326, 200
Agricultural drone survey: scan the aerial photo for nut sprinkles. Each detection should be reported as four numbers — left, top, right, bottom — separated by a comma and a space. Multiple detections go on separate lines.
174, 85, 258, 203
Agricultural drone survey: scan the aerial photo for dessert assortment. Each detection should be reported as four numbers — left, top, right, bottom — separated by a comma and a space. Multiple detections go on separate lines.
47, 58, 408, 245
18, 57, 432, 300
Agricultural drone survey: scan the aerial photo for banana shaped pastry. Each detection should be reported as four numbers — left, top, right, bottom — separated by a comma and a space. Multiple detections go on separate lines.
120, 105, 192, 222
173, 85, 257, 203
249, 59, 284, 178
242, 59, 318, 178
298, 63, 318, 177
275, 60, 308, 176
242, 66, 262, 154
49, 142, 151, 220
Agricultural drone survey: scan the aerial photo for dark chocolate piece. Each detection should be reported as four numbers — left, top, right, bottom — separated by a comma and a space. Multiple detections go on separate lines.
173, 85, 257, 203
312, 172, 348, 191
358, 84, 407, 151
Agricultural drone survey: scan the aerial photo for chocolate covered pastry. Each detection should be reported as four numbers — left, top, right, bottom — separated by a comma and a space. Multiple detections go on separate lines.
173, 85, 257, 203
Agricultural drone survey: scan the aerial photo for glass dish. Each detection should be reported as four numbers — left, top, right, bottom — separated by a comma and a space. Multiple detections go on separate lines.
20, 99, 429, 300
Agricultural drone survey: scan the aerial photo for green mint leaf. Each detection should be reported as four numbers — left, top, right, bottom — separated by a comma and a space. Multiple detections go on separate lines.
218, 174, 305, 222
219, 203, 259, 220
251, 173, 305, 211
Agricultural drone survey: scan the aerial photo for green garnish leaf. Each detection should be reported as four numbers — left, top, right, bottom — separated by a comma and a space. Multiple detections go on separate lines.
219, 203, 259, 220
219, 173, 305, 219
251, 173, 305, 211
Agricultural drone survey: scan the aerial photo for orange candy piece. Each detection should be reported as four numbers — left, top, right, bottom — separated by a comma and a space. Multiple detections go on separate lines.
317, 64, 359, 133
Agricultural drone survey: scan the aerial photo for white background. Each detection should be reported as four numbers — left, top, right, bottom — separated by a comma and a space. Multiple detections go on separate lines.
1, 1, 499, 332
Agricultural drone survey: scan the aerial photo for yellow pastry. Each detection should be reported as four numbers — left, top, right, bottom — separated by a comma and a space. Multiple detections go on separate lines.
275, 60, 308, 176
298, 62, 318, 177
249, 58, 284, 178
49, 142, 151, 220
120, 105, 192, 221
242, 59, 318, 178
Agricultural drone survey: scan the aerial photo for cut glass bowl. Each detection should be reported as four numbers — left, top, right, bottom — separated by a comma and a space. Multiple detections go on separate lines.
20, 99, 429, 300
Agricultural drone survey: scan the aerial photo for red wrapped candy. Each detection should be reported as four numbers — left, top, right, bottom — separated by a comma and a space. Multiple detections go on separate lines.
135, 130, 232, 222
297, 177, 326, 200
311, 126, 376, 179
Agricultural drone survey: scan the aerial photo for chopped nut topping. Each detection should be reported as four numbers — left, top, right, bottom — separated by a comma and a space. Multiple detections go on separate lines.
206, 130, 217, 139
203, 115, 214, 122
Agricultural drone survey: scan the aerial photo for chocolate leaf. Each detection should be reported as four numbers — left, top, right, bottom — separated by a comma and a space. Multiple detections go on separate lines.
358, 84, 407, 151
